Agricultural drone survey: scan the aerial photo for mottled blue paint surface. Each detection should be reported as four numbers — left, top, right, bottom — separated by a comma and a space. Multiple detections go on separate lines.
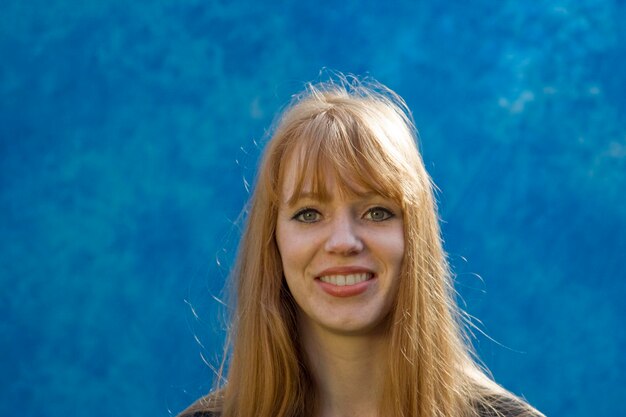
1, 1, 624, 416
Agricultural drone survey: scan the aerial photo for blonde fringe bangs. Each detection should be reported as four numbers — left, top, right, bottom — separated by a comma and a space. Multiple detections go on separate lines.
265, 81, 426, 213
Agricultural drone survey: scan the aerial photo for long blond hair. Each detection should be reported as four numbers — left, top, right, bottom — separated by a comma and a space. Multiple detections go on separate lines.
194, 76, 540, 417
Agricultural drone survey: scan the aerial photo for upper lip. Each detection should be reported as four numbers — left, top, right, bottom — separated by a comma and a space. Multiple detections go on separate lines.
316, 266, 376, 278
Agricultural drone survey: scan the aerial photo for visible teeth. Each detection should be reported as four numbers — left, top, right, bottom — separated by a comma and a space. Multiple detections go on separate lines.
320, 273, 370, 286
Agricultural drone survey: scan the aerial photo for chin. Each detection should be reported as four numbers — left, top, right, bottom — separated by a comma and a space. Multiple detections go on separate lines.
315, 313, 392, 336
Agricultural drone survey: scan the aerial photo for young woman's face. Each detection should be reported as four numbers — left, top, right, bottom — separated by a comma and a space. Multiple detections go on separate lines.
275, 158, 405, 336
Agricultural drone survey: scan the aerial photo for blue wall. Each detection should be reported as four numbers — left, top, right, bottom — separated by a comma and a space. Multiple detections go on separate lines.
1, 1, 624, 416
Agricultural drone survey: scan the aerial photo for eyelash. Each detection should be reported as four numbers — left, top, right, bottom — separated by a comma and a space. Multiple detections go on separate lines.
364, 206, 395, 222
292, 207, 321, 223
291, 206, 395, 223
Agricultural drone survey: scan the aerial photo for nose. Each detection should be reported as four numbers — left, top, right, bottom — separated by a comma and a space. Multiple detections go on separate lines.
324, 212, 364, 255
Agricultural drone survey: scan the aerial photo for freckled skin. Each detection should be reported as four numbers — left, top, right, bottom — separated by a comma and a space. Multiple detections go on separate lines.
275, 162, 405, 337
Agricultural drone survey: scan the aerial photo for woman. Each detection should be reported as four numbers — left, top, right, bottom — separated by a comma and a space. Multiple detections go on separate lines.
179, 76, 544, 417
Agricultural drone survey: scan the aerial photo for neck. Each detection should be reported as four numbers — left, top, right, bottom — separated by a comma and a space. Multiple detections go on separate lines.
300, 320, 389, 417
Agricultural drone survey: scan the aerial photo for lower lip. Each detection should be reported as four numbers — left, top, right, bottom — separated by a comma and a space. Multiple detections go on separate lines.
316, 277, 374, 297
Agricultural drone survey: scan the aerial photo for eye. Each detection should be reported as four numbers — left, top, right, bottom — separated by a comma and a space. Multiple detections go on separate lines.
364, 206, 394, 222
292, 208, 322, 223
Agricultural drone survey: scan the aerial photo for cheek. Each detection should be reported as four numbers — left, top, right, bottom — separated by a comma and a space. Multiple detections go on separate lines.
276, 224, 325, 287
374, 228, 405, 270
276, 221, 306, 275
379, 233, 405, 293
275, 225, 312, 306
275, 224, 289, 270
393, 235, 405, 266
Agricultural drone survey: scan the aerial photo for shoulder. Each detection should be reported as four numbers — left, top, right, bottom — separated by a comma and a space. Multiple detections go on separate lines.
474, 393, 545, 417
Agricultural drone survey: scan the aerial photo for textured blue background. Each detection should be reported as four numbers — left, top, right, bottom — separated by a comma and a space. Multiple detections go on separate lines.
1, 1, 625, 416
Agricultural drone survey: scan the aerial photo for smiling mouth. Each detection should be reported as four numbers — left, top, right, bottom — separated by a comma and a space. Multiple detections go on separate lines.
318, 273, 373, 286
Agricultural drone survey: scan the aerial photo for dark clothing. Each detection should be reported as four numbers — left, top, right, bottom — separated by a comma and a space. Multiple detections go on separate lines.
177, 394, 542, 417
178, 412, 218, 417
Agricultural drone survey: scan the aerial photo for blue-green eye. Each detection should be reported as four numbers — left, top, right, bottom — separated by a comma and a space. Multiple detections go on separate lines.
293, 208, 321, 223
365, 207, 394, 222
